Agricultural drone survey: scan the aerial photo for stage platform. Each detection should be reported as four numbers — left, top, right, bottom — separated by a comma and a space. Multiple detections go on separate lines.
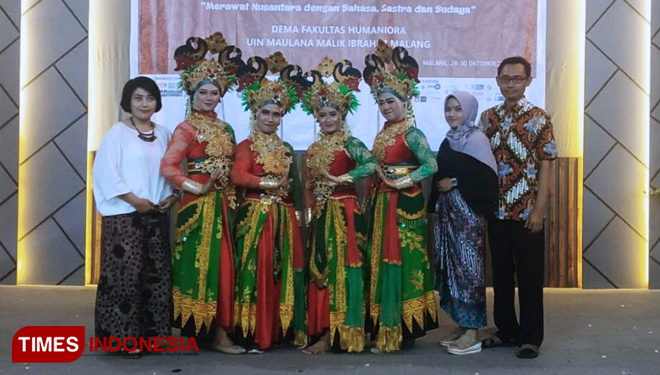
1, 286, 659, 374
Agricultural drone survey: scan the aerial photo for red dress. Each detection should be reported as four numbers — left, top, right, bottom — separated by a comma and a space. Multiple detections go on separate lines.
304, 134, 377, 352
230, 132, 307, 350
160, 110, 237, 335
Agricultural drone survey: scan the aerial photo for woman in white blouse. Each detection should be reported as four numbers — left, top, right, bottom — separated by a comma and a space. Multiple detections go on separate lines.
92, 76, 179, 359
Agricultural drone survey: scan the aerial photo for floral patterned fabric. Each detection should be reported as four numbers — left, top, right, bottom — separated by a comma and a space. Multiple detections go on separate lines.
479, 97, 558, 221
434, 190, 487, 329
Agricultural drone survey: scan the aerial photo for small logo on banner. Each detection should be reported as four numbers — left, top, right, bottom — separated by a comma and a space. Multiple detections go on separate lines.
12, 326, 85, 363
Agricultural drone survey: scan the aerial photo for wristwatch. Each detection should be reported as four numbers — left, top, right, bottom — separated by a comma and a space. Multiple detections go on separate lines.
451, 177, 458, 188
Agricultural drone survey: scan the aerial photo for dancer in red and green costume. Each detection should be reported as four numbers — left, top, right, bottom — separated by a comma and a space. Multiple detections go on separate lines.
363, 41, 439, 353
160, 33, 245, 354
230, 53, 307, 353
300, 57, 377, 354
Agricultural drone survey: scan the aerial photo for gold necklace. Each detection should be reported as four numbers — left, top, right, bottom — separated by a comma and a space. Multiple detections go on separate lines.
248, 131, 292, 176
187, 112, 235, 193
372, 119, 410, 163
188, 112, 234, 159
307, 131, 348, 205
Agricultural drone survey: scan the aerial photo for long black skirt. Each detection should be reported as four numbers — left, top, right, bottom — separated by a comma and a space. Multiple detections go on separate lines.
94, 212, 172, 342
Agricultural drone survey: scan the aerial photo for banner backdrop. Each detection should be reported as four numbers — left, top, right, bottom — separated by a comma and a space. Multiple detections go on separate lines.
130, 0, 546, 150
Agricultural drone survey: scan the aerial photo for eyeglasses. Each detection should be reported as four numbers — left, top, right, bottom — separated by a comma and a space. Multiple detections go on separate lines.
498, 76, 528, 85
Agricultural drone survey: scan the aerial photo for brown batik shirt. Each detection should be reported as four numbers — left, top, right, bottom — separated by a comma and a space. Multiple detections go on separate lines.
479, 97, 558, 221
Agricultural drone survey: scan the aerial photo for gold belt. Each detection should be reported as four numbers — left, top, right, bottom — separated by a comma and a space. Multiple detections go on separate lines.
383, 165, 418, 177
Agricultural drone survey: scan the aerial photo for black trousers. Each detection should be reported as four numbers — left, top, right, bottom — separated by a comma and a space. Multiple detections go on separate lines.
488, 219, 544, 347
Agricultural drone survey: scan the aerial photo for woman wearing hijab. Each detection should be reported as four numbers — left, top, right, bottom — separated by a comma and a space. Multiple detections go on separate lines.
428, 91, 498, 355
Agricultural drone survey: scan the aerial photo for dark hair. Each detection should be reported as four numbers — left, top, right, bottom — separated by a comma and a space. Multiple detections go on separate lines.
120, 76, 162, 113
497, 56, 532, 78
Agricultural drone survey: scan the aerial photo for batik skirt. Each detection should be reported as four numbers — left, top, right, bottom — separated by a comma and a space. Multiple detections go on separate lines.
95, 211, 172, 344
433, 189, 487, 329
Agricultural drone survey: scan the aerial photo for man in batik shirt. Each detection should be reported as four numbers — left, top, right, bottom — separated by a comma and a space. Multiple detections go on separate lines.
479, 56, 558, 359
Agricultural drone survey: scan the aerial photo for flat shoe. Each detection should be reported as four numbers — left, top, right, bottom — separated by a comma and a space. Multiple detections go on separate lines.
211, 343, 246, 354
247, 348, 264, 354
516, 344, 539, 359
440, 338, 458, 347
439, 329, 465, 347
447, 341, 482, 355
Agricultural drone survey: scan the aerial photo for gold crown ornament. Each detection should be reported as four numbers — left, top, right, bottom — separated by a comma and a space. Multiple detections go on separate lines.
236, 52, 302, 114
173, 32, 244, 97
300, 57, 362, 118
363, 40, 420, 102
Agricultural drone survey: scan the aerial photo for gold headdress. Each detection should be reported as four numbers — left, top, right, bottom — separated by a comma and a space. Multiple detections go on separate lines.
235, 52, 302, 114
173, 32, 242, 96
363, 40, 420, 101
300, 57, 362, 118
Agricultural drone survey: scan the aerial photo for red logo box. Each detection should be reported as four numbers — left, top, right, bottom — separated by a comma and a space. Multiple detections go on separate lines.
12, 326, 85, 363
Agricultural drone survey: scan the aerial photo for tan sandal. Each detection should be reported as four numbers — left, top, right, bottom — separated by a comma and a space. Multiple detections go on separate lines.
440, 330, 464, 347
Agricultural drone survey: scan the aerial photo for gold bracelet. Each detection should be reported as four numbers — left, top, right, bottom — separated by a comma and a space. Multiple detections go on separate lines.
394, 175, 414, 190
182, 179, 203, 195
259, 177, 279, 190
305, 208, 313, 226
337, 174, 354, 185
